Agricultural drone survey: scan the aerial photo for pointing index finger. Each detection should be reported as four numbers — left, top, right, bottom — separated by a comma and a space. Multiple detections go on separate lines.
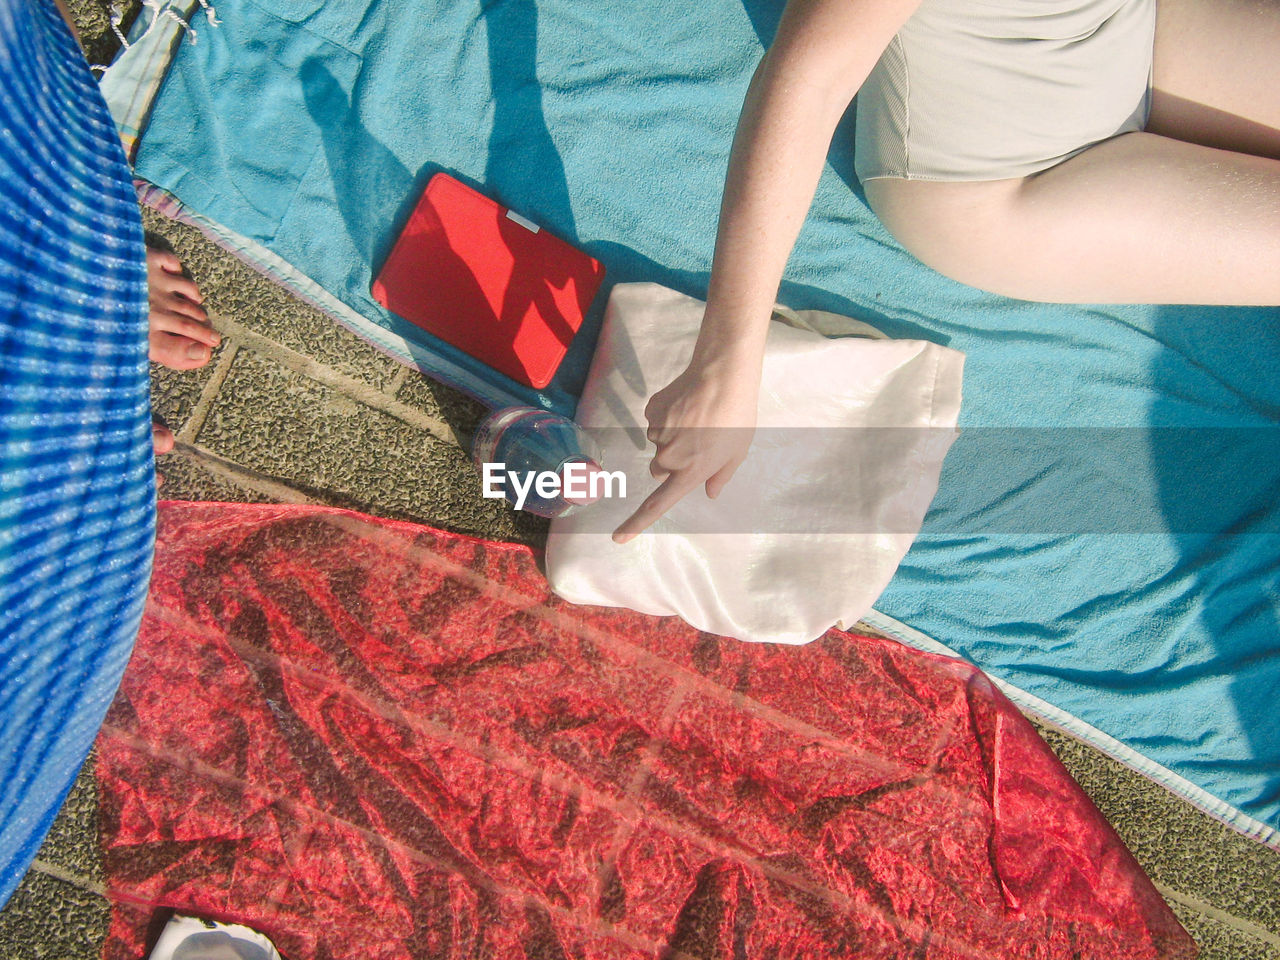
612, 470, 702, 544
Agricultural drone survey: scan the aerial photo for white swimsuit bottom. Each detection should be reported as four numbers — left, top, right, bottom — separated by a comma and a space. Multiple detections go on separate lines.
854, 0, 1157, 182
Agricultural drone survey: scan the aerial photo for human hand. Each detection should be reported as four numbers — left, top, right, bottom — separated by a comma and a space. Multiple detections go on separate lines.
146, 248, 220, 369
612, 361, 758, 543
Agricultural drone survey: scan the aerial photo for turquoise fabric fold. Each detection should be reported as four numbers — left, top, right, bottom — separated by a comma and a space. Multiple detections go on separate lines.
123, 0, 1280, 837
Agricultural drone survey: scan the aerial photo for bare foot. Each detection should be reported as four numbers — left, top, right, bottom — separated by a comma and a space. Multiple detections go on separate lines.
147, 248, 217, 457
152, 418, 175, 457
147, 248, 219, 370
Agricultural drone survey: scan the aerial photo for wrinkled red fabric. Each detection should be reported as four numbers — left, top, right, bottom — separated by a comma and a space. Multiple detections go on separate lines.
97, 502, 1194, 960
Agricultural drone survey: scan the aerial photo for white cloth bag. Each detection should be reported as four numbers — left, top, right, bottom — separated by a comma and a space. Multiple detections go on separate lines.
546, 282, 964, 644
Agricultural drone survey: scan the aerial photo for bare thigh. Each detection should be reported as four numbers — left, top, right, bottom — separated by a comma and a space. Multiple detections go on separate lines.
1148, 0, 1280, 159
863, 0, 1280, 305
864, 134, 1280, 304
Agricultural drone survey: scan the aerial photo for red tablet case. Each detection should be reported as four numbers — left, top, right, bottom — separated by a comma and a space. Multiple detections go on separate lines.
372, 174, 605, 389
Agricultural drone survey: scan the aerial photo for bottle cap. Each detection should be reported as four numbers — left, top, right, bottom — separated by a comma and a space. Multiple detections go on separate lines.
558, 458, 607, 506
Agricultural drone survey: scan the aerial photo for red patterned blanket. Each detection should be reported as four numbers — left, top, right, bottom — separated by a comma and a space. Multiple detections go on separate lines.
96, 502, 1192, 959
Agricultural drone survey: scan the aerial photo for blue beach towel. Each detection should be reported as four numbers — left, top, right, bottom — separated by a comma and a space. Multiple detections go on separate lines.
105, 0, 1280, 842
0, 0, 155, 907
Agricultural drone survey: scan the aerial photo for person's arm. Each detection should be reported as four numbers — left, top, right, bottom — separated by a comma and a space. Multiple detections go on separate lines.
613, 0, 920, 543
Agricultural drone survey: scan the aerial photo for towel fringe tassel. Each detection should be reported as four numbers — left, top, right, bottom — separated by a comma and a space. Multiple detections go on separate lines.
92, 0, 222, 71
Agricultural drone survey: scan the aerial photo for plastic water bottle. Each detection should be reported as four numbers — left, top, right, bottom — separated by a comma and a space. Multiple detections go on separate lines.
471, 406, 606, 518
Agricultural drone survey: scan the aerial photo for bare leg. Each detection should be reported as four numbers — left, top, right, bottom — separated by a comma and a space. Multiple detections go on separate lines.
1147, 0, 1280, 159
865, 134, 1280, 304
863, 0, 1280, 304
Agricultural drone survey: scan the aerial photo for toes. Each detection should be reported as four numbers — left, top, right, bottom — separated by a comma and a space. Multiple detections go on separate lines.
145, 247, 183, 274
151, 419, 175, 455
185, 340, 212, 364
159, 274, 204, 305
156, 290, 208, 323
146, 247, 206, 307
149, 273, 204, 308
150, 330, 214, 369
149, 309, 221, 347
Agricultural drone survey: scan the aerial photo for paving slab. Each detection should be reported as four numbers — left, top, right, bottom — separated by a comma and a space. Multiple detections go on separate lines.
140, 209, 406, 393
189, 345, 545, 542
1038, 726, 1280, 946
